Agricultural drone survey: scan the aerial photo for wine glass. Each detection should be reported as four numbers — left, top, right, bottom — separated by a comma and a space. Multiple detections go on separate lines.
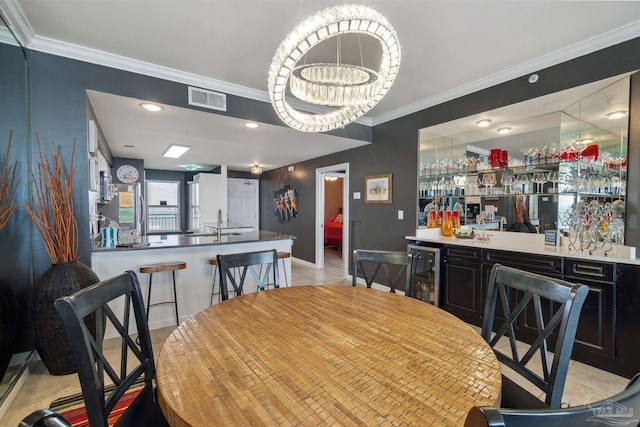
500, 172, 514, 194
547, 171, 558, 193
518, 173, 531, 194
532, 172, 548, 193
482, 173, 496, 195
466, 176, 479, 195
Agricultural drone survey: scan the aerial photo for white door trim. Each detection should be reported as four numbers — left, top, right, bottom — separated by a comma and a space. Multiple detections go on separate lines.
315, 163, 349, 277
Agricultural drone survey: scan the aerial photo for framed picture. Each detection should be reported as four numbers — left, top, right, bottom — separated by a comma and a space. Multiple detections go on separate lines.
364, 173, 392, 204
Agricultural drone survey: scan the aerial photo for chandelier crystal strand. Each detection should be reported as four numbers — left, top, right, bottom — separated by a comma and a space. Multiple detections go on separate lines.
268, 4, 401, 133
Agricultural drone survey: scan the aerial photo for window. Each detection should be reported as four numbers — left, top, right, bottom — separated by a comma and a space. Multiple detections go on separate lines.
146, 180, 181, 232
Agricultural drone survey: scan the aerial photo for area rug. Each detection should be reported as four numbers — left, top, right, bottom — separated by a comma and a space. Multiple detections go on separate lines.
49, 381, 145, 427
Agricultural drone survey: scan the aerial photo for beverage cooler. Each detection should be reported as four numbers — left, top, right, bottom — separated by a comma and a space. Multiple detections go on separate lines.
407, 244, 441, 306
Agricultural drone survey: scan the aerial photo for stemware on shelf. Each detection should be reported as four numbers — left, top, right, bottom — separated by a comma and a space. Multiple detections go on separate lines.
547, 171, 558, 193
500, 172, 514, 194
482, 173, 496, 195
532, 172, 548, 194
466, 176, 479, 195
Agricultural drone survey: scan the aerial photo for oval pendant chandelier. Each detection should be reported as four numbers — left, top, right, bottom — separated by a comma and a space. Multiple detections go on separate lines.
268, 4, 401, 133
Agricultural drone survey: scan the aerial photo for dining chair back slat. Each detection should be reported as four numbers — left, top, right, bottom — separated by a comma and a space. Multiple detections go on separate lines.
482, 263, 588, 409
464, 373, 640, 426
217, 249, 280, 300
51, 271, 169, 427
352, 249, 412, 293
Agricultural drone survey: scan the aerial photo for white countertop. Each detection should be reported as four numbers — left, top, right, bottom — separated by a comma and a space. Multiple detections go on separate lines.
407, 228, 640, 265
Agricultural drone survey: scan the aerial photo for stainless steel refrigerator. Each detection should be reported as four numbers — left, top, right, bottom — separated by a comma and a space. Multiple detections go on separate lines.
99, 183, 145, 242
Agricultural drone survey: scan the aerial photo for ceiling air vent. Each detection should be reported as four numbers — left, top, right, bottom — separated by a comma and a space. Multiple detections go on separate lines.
188, 86, 227, 111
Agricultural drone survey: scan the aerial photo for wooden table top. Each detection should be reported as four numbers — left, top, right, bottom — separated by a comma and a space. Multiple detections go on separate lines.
156, 285, 501, 426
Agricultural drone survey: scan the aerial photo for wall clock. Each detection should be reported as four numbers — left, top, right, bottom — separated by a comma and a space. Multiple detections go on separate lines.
116, 164, 139, 184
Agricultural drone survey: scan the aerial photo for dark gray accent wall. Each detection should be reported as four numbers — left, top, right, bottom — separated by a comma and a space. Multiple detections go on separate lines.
261, 37, 640, 265
0, 42, 30, 351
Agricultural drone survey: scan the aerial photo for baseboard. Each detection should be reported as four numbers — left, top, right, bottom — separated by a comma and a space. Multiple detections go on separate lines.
0, 351, 36, 420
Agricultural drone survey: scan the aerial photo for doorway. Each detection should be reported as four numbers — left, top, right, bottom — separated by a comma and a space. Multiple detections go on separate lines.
315, 163, 349, 277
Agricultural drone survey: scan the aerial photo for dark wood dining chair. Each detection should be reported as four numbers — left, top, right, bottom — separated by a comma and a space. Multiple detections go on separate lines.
20, 271, 169, 427
464, 372, 640, 427
217, 249, 280, 301
482, 263, 588, 409
352, 249, 412, 293
18, 408, 71, 427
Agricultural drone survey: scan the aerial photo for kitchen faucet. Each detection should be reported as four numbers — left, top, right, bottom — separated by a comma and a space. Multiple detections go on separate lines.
216, 209, 223, 239
499, 216, 507, 232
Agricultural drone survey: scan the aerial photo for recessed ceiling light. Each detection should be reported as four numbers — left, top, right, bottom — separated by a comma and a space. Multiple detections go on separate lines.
607, 111, 627, 120
162, 144, 190, 158
244, 122, 260, 129
497, 127, 512, 135
181, 164, 202, 171
140, 102, 163, 112
476, 119, 492, 128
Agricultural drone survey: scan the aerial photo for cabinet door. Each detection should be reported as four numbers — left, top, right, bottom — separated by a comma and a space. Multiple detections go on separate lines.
565, 260, 616, 359
568, 278, 615, 359
616, 264, 640, 376
443, 260, 483, 325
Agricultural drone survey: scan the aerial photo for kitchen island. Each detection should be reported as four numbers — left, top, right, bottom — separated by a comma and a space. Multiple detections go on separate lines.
406, 229, 640, 378
92, 231, 294, 333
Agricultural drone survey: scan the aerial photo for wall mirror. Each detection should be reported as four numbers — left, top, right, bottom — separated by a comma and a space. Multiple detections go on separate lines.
417, 73, 631, 242
0, 13, 34, 412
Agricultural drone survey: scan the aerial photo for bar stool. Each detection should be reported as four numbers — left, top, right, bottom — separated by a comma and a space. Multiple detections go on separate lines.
208, 258, 221, 305
139, 261, 186, 325
277, 251, 291, 286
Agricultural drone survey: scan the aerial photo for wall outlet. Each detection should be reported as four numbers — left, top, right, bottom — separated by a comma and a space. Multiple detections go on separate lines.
353, 192, 361, 199
398, 210, 404, 220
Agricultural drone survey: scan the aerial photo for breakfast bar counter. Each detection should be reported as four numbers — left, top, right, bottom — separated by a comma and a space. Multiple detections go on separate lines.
91, 231, 295, 334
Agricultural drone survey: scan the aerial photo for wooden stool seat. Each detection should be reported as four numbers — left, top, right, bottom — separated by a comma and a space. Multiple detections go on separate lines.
139, 261, 186, 325
139, 261, 187, 274
277, 252, 291, 286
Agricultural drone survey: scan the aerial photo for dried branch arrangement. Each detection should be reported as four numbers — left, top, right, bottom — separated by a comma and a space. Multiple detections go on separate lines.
24, 135, 78, 264
0, 131, 18, 231
513, 195, 526, 223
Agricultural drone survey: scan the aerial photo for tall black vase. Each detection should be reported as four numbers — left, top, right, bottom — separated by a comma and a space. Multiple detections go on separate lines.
28, 261, 99, 376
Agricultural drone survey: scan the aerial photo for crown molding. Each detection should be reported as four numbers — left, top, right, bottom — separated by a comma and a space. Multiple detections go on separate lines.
0, 0, 34, 47
0, 26, 18, 45
371, 20, 640, 126
25, 34, 374, 127
4, 0, 637, 130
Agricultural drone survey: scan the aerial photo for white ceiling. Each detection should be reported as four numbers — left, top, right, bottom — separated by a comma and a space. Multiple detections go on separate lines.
1, 1, 639, 171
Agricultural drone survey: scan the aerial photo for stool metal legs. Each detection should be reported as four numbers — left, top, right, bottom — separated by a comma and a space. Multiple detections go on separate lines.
280, 258, 289, 286
146, 271, 179, 325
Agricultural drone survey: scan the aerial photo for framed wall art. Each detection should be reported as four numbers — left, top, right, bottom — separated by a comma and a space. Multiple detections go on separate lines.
364, 173, 392, 204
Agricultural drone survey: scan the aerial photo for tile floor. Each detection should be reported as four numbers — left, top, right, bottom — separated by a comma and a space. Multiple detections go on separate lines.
0, 247, 629, 425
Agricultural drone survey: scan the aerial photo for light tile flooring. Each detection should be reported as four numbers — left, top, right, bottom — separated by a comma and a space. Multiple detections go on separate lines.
0, 247, 629, 425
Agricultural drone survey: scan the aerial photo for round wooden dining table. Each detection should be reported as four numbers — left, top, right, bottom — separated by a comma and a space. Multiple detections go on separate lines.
156, 285, 501, 426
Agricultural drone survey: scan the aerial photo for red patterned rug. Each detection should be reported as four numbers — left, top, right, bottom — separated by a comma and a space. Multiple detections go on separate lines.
49, 381, 145, 427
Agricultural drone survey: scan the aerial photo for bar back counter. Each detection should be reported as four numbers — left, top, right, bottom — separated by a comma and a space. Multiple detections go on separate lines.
407, 229, 640, 378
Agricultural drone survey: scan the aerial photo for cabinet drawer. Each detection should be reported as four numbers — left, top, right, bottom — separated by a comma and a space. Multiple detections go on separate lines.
484, 250, 563, 276
445, 246, 483, 262
565, 259, 615, 282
